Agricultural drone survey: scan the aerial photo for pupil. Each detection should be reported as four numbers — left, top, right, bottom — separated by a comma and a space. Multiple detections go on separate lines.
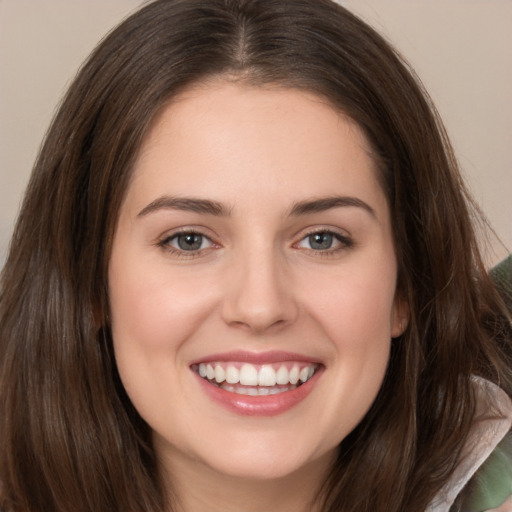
310, 232, 333, 250
178, 233, 202, 251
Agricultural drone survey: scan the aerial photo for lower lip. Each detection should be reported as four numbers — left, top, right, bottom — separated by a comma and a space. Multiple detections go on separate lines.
194, 369, 322, 416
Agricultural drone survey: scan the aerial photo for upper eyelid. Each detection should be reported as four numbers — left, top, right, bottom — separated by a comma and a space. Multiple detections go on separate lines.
157, 226, 218, 242
293, 226, 354, 249
163, 231, 212, 243
293, 225, 352, 241
157, 230, 218, 259
155, 225, 353, 248
169, 232, 213, 249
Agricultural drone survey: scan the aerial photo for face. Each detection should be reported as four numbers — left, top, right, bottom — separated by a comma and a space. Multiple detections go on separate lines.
109, 82, 406, 484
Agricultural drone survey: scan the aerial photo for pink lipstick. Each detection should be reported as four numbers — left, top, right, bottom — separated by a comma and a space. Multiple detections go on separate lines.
191, 350, 323, 416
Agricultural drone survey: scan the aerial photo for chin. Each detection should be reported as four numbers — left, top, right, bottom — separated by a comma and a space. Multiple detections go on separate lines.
191, 434, 333, 482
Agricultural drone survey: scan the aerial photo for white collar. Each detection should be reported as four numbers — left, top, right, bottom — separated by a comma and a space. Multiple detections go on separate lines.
427, 377, 512, 511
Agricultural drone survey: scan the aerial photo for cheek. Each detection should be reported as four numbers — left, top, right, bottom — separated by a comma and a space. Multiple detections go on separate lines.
303, 267, 398, 347
108, 264, 220, 427
109, 262, 219, 355
300, 272, 394, 442
317, 277, 393, 384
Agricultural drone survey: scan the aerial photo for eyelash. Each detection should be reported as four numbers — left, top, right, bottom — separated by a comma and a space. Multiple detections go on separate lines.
157, 229, 217, 259
294, 228, 354, 256
157, 228, 353, 258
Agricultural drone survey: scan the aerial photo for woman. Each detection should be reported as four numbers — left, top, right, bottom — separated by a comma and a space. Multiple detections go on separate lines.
1, 0, 511, 510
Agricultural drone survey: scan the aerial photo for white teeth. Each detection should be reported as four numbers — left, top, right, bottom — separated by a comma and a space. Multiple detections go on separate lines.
258, 365, 277, 386
299, 367, 310, 383
239, 364, 258, 386
276, 365, 289, 385
197, 362, 317, 388
214, 365, 225, 383
289, 366, 299, 385
225, 365, 239, 384
219, 382, 297, 396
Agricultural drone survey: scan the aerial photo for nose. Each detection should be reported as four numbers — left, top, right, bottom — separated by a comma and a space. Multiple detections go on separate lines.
221, 247, 299, 334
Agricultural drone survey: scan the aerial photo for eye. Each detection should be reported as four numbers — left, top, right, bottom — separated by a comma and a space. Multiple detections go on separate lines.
296, 230, 352, 252
304, 232, 335, 251
160, 231, 214, 252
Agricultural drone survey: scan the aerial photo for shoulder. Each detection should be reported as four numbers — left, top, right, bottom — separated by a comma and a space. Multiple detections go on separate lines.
427, 377, 512, 512
458, 433, 512, 511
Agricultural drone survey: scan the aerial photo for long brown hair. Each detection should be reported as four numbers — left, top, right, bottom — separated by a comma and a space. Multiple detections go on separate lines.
1, 1, 511, 510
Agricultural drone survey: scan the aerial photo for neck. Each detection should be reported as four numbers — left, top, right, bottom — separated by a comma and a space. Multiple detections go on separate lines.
160, 450, 333, 512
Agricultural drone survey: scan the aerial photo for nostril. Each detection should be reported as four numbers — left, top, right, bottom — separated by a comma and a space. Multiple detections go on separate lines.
220, 262, 299, 332
222, 299, 298, 333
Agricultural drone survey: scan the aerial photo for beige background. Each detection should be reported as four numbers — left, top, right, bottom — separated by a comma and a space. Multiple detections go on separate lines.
0, 0, 510, 269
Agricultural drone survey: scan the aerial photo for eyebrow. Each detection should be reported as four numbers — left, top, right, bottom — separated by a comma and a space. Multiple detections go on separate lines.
137, 196, 231, 217
137, 194, 376, 219
289, 196, 376, 218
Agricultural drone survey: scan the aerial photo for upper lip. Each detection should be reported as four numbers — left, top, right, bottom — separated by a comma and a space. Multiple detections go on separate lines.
190, 350, 322, 366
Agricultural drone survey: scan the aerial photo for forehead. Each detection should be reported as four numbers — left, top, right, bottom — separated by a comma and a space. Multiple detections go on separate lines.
125, 82, 387, 217
140, 81, 374, 158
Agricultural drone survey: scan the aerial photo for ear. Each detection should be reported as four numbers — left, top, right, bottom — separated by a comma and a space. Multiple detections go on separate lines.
391, 294, 409, 338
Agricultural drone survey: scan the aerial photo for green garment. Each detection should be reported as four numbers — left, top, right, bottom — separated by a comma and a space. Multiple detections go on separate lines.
490, 254, 512, 311
455, 256, 512, 511
456, 433, 512, 511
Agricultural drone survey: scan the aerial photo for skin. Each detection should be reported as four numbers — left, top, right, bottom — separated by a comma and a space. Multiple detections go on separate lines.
108, 81, 408, 512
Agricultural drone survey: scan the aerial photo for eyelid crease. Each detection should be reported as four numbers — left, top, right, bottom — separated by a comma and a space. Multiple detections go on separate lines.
159, 228, 213, 243
293, 224, 352, 240
157, 229, 219, 259
294, 229, 354, 251
155, 225, 354, 259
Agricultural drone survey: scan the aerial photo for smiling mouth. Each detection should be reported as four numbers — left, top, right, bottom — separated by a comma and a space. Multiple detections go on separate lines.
191, 362, 319, 396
